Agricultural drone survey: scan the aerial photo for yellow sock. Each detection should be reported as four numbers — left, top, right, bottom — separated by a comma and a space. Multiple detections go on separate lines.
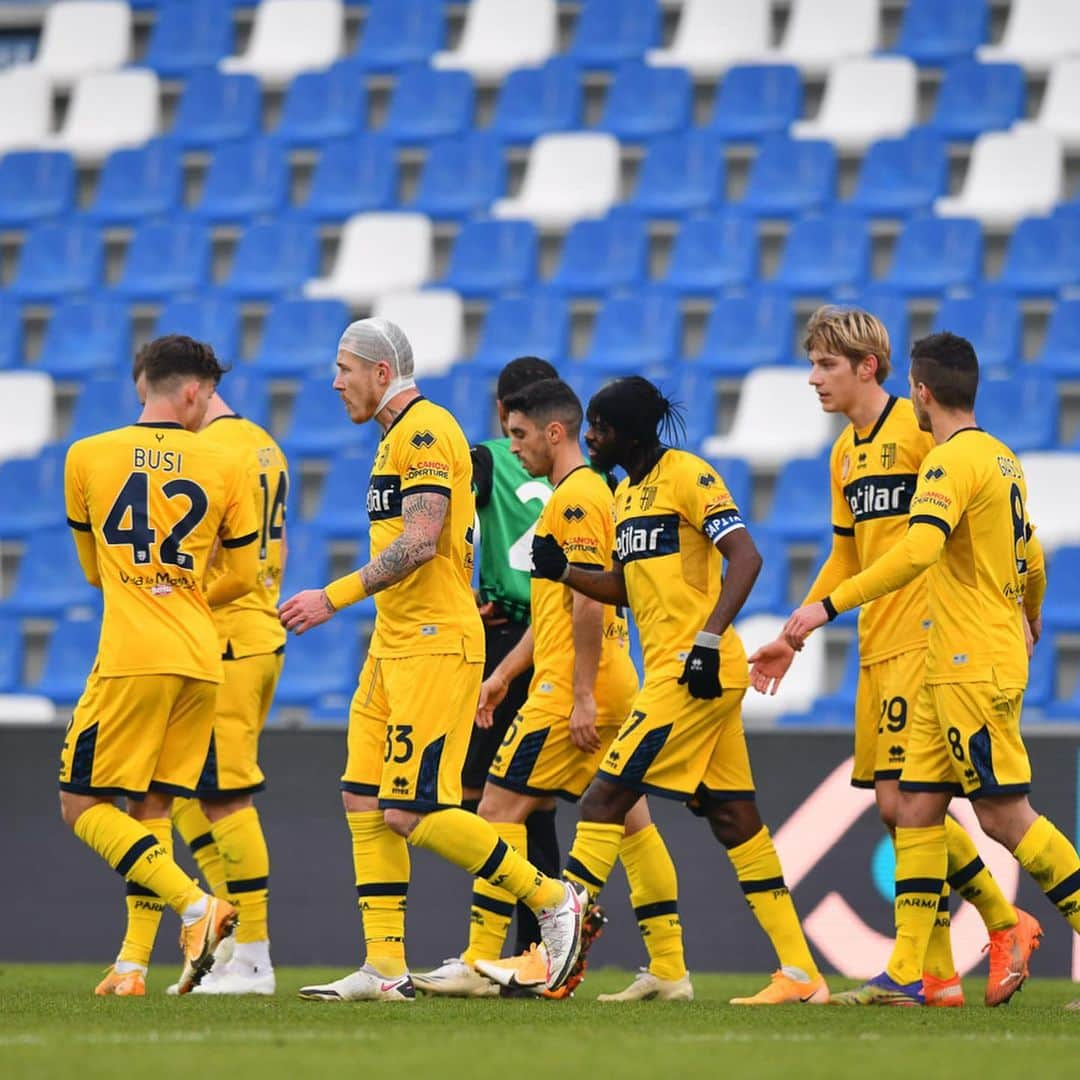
944, 815, 1016, 932
886, 824, 947, 985
118, 817, 171, 968
172, 797, 227, 897
923, 884, 956, 980
347, 810, 409, 977
1014, 815, 1080, 932
728, 825, 819, 981
210, 806, 269, 945
407, 808, 564, 911
620, 824, 686, 982
462, 822, 525, 965
74, 804, 202, 913
564, 822, 625, 900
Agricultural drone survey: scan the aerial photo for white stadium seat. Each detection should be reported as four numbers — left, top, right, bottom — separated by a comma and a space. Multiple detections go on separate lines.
220, 0, 344, 89
791, 57, 917, 153
433, 0, 556, 83
764, 0, 879, 77
372, 290, 464, 377
492, 133, 620, 229
24, 0, 131, 90
0, 372, 54, 464
0, 67, 51, 156
1034, 58, 1080, 151
736, 614, 828, 725
1020, 452, 1080, 554
935, 126, 1063, 231
646, 0, 771, 79
701, 368, 834, 470
977, 0, 1080, 75
0, 695, 56, 726
304, 213, 433, 309
40, 70, 160, 165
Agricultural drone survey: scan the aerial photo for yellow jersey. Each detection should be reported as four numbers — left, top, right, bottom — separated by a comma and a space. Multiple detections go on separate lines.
613, 449, 748, 689
367, 396, 484, 661
829, 396, 935, 664
200, 415, 289, 659
64, 422, 259, 682
530, 464, 636, 712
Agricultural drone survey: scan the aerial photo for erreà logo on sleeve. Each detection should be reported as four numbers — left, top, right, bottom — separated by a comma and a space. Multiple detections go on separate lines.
410, 430, 436, 449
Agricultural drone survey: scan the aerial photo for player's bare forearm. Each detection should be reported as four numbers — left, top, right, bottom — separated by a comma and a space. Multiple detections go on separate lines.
571, 592, 603, 700
493, 625, 534, 684
703, 527, 761, 636
359, 490, 447, 595
564, 564, 629, 607
206, 540, 258, 607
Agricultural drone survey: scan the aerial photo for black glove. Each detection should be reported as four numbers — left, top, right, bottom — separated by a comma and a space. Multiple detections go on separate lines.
678, 632, 723, 699
531, 533, 569, 581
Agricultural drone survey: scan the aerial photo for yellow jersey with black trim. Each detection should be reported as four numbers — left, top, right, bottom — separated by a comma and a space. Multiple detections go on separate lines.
200, 415, 289, 660
367, 396, 484, 660
613, 448, 748, 688
830, 396, 936, 664
906, 428, 1033, 688
64, 422, 260, 682
530, 464, 636, 712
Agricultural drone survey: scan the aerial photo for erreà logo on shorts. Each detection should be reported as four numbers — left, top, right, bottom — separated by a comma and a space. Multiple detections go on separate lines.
616, 514, 680, 563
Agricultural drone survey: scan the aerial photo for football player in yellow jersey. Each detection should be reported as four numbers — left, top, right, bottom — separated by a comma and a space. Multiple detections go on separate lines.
750, 308, 1037, 1007
785, 332, 1080, 1006
278, 318, 586, 1002
59, 335, 260, 995
414, 379, 690, 1001
485, 375, 828, 1006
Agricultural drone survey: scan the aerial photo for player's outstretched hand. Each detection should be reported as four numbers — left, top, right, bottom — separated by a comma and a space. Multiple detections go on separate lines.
475, 672, 509, 729
782, 602, 828, 650
531, 533, 569, 581
569, 694, 601, 752
678, 632, 722, 699
279, 589, 335, 635
748, 637, 796, 696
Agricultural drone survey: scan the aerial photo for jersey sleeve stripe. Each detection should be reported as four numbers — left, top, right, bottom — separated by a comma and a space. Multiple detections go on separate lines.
402, 483, 452, 498
221, 530, 258, 549
67, 517, 92, 532
832, 524, 855, 537
909, 514, 951, 538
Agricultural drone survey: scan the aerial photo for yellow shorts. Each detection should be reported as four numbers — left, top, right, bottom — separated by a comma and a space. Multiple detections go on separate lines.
194, 650, 284, 797
900, 679, 1032, 799
342, 652, 483, 811
851, 649, 926, 789
596, 678, 754, 805
59, 667, 217, 799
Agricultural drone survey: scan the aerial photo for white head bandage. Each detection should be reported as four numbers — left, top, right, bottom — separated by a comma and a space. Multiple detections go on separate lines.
338, 317, 416, 416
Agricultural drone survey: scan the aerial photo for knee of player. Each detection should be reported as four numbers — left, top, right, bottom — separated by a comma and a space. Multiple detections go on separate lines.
706, 799, 761, 848
971, 797, 1030, 851
383, 807, 420, 837
579, 779, 629, 824
58, 793, 86, 829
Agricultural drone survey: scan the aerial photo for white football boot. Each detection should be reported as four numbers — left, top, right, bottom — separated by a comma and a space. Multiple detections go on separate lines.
298, 964, 415, 1002
412, 958, 499, 997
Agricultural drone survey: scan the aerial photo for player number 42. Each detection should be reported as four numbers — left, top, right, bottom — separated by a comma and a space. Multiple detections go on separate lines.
102, 472, 208, 570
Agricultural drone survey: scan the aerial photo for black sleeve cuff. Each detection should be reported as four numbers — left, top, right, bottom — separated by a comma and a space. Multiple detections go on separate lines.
822, 596, 839, 622
221, 530, 258, 549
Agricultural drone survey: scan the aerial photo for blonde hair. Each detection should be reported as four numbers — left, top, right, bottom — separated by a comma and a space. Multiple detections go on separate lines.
803, 306, 891, 385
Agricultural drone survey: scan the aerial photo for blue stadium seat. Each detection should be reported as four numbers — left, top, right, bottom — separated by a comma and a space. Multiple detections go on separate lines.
931, 289, 1021, 370
562, 369, 612, 416
1042, 551, 1080, 633
0, 300, 24, 370
0, 616, 22, 692
702, 455, 752, 520
221, 218, 321, 302
66, 376, 142, 443
975, 370, 1058, 452
1047, 677, 1080, 722
489, 57, 583, 146
625, 130, 725, 218
660, 211, 758, 296
352, 0, 445, 73
778, 704, 856, 727
0, 151, 75, 229
0, 446, 65, 539
273, 59, 367, 149
143, 0, 233, 78
252, 298, 349, 376
170, 70, 261, 150
382, 64, 475, 146
471, 292, 570, 370
84, 139, 184, 227
37, 299, 131, 380
928, 60, 1025, 141
7, 221, 104, 303
566, 0, 660, 70
298, 134, 397, 223
426, 366, 498, 444
831, 286, 910, 367
33, 615, 98, 702
1, 526, 100, 618
741, 533, 788, 617
773, 211, 871, 297
548, 213, 649, 297
441, 219, 538, 299
112, 221, 212, 303
283, 374, 380, 458
892, 0, 988, 66
154, 296, 241, 364
220, 368, 272, 432
663, 367, 721, 450
596, 60, 692, 141
1037, 299, 1080, 380
707, 65, 803, 142
310, 448, 376, 539
1024, 629, 1055, 709
740, 135, 836, 219
883, 216, 982, 296
817, 639, 861, 712
758, 455, 832, 543
274, 616, 362, 708
997, 212, 1080, 298
191, 138, 290, 225
846, 129, 949, 218
411, 132, 507, 222
583, 290, 680, 373
696, 286, 792, 374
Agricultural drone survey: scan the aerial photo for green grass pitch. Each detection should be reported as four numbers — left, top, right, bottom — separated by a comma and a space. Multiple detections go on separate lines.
1, 965, 1078, 1080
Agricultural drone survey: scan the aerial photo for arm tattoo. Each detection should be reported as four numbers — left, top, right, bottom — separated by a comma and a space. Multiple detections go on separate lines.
359, 490, 448, 595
